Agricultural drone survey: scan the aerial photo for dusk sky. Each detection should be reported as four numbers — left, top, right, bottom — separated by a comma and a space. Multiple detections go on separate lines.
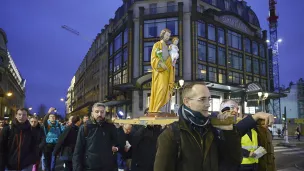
1, 0, 303, 115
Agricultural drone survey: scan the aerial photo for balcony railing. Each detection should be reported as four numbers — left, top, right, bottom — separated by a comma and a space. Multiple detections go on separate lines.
144, 5, 178, 15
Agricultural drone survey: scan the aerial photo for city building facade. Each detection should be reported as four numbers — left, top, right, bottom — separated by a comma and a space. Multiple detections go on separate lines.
281, 78, 304, 119
0, 28, 26, 119
69, 0, 281, 118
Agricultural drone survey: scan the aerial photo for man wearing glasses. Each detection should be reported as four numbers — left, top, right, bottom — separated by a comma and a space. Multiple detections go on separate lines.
154, 83, 274, 171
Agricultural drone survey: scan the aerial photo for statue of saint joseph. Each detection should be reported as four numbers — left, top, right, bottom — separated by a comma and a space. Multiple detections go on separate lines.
149, 28, 175, 113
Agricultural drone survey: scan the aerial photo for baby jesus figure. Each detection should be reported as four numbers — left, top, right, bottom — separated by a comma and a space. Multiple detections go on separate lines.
169, 37, 179, 66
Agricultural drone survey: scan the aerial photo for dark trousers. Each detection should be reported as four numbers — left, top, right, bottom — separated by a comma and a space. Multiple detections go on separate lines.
43, 144, 56, 171
238, 164, 258, 171
64, 161, 73, 171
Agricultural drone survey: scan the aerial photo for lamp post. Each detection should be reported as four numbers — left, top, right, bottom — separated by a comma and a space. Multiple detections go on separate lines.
174, 79, 184, 109
258, 92, 269, 112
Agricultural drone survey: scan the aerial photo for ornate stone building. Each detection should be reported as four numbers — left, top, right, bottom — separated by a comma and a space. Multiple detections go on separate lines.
0, 28, 26, 119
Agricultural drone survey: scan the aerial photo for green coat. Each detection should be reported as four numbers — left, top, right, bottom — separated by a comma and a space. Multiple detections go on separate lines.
154, 118, 242, 171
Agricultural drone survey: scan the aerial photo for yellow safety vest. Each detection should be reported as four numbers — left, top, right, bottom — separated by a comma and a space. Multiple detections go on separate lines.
241, 129, 259, 164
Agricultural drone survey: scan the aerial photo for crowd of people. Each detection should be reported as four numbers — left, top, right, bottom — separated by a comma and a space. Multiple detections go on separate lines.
0, 83, 281, 171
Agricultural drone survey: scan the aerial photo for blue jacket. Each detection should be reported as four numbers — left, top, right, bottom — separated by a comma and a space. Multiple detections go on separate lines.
44, 120, 65, 144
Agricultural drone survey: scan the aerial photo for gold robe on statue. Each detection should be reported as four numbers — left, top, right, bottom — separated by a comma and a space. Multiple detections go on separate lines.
149, 41, 175, 113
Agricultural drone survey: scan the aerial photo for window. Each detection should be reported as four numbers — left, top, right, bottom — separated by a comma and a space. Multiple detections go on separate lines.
122, 69, 128, 83
228, 30, 242, 50
123, 48, 128, 67
219, 69, 226, 84
208, 44, 216, 63
197, 21, 206, 38
218, 47, 226, 66
208, 24, 215, 41
209, 67, 217, 82
253, 58, 259, 74
109, 78, 112, 93
237, 4, 243, 16
254, 77, 259, 82
218, 28, 225, 44
144, 18, 178, 38
109, 59, 113, 73
167, 1, 175, 12
144, 65, 152, 73
261, 79, 267, 90
260, 61, 266, 76
149, 3, 157, 14
212, 0, 217, 6
260, 44, 265, 58
245, 38, 251, 53
197, 64, 207, 80
246, 75, 252, 84
123, 28, 128, 44
114, 52, 122, 72
224, 0, 230, 10
198, 41, 207, 61
144, 42, 154, 62
246, 56, 252, 72
252, 41, 258, 55
114, 33, 122, 52
114, 73, 122, 85
228, 51, 243, 70
109, 43, 113, 56
228, 71, 243, 84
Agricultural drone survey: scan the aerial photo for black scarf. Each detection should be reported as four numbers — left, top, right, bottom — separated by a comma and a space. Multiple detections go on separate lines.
180, 105, 210, 127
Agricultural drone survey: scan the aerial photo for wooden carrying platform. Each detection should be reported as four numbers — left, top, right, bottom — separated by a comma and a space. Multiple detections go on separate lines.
112, 112, 237, 126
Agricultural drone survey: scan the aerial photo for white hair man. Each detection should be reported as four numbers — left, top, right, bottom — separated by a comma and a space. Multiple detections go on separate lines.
220, 99, 276, 171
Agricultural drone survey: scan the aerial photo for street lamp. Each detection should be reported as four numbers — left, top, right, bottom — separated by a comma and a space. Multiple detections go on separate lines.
174, 79, 185, 107
6, 92, 12, 97
29, 107, 32, 111
60, 98, 64, 102
258, 92, 269, 112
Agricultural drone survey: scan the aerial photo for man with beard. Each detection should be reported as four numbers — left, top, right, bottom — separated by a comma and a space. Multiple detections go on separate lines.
73, 102, 119, 171
0, 108, 37, 171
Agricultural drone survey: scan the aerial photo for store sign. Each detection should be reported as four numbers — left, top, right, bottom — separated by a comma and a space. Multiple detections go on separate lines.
217, 15, 254, 36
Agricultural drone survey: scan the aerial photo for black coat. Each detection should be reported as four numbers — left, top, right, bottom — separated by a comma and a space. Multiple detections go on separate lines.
31, 124, 45, 160
53, 124, 79, 161
131, 125, 163, 171
0, 119, 37, 171
117, 127, 133, 159
73, 119, 118, 171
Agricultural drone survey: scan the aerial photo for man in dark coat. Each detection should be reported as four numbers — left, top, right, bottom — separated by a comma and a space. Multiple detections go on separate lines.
0, 108, 37, 171
117, 124, 133, 171
73, 102, 119, 171
131, 125, 163, 171
154, 83, 275, 171
53, 116, 82, 171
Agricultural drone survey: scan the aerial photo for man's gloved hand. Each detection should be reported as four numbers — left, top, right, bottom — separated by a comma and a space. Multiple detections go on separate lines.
252, 112, 274, 127
213, 113, 233, 130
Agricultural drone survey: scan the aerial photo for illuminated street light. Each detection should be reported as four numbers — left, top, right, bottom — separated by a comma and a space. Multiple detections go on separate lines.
6, 92, 12, 97
266, 40, 270, 43
60, 98, 64, 102
278, 38, 283, 43
29, 107, 32, 111
33, 113, 37, 115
